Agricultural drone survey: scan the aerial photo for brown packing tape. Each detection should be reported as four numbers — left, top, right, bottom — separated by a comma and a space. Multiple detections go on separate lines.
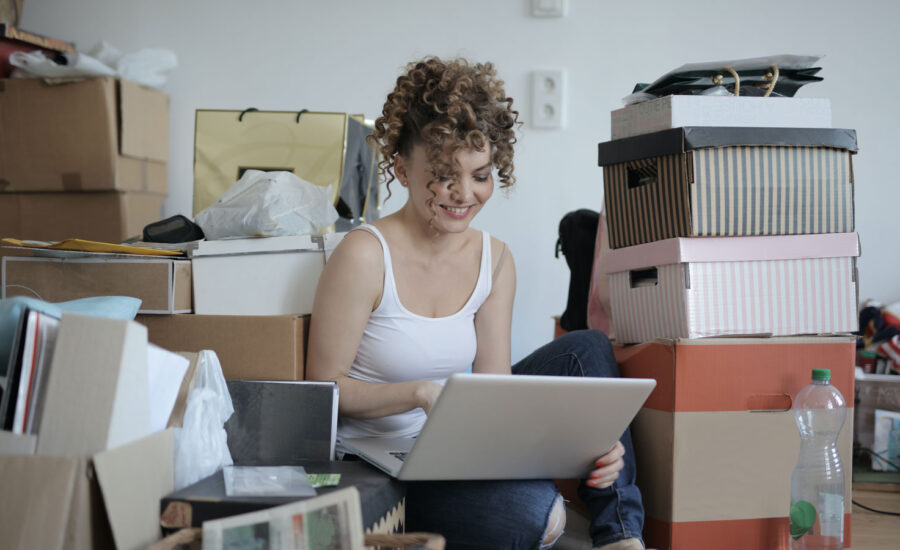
62, 172, 83, 191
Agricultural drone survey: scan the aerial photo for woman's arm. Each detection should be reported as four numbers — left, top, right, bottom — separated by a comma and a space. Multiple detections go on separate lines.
306, 230, 439, 417
472, 237, 516, 374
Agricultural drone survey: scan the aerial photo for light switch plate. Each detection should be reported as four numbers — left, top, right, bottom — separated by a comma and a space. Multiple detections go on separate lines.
532, 0, 566, 18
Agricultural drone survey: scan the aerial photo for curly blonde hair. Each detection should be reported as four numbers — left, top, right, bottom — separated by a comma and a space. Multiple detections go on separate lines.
370, 57, 520, 195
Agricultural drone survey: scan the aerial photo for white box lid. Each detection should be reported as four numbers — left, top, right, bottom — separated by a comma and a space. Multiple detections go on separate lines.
189, 234, 323, 257
604, 232, 860, 274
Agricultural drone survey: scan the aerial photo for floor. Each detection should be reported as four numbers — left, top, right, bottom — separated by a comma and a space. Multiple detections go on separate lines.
554, 486, 900, 550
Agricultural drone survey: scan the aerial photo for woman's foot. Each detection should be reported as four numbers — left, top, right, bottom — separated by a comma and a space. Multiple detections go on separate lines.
594, 538, 644, 550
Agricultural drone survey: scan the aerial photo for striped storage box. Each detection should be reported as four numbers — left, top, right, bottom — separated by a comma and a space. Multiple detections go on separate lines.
598, 127, 858, 249
605, 233, 859, 344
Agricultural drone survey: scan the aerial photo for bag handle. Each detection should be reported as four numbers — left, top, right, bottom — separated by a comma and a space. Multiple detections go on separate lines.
712, 65, 780, 97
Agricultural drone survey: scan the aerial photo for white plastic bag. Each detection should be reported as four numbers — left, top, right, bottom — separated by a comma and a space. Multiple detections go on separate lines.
194, 170, 339, 240
173, 350, 234, 490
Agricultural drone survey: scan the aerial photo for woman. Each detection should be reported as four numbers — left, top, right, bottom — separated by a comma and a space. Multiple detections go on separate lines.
307, 57, 645, 550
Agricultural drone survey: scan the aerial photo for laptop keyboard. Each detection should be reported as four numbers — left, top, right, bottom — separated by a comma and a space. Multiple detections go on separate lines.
389, 451, 409, 462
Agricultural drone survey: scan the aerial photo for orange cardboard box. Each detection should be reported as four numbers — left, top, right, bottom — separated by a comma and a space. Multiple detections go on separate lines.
616, 337, 855, 550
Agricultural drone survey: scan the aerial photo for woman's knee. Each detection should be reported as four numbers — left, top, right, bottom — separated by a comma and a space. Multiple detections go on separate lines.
541, 494, 566, 548
557, 330, 619, 378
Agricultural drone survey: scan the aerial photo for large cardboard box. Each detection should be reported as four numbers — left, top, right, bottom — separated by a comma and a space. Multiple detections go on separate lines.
853, 369, 900, 459
2, 255, 192, 314
189, 233, 343, 316
0, 77, 168, 192
138, 313, 309, 380
0, 429, 175, 550
616, 337, 854, 550
605, 233, 860, 343
598, 127, 858, 249
0, 313, 175, 550
610, 96, 832, 140
0, 191, 165, 242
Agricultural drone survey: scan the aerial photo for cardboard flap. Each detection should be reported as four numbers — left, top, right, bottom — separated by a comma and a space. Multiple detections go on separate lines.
118, 79, 169, 163
93, 429, 174, 550
598, 127, 858, 166
37, 314, 151, 456
0, 454, 81, 550
604, 232, 861, 273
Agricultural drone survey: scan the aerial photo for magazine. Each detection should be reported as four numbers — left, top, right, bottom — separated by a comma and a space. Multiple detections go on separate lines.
202, 486, 364, 550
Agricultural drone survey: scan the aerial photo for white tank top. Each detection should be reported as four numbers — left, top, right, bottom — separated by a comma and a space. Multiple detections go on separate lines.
337, 224, 493, 440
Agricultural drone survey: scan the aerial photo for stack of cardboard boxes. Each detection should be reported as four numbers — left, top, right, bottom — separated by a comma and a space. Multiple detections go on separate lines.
597, 96, 859, 549
0, 77, 169, 242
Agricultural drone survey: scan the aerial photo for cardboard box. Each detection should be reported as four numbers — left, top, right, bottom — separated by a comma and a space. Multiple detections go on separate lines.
190, 233, 343, 316
0, 2, 24, 26
611, 96, 832, 140
616, 337, 854, 550
598, 127, 858, 249
853, 369, 900, 457
0, 191, 165, 242
138, 314, 309, 380
605, 233, 860, 343
0, 429, 174, 550
160, 460, 405, 536
0, 77, 168, 192
2, 255, 192, 314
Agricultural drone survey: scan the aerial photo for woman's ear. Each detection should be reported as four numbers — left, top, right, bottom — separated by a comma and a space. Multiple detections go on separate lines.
394, 154, 409, 187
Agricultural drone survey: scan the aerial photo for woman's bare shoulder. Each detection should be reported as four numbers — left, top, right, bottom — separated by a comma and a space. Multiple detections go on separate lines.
329, 228, 383, 269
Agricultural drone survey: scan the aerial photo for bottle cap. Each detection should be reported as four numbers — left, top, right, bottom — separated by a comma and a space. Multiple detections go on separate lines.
812, 368, 831, 381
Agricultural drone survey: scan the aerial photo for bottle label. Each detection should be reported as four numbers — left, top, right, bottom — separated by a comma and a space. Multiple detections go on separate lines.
818, 492, 844, 538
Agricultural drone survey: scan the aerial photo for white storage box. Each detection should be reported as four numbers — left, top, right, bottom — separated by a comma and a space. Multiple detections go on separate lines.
605, 233, 860, 343
610, 95, 832, 140
189, 233, 343, 315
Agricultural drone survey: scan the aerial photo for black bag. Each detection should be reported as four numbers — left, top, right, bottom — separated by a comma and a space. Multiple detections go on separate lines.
555, 209, 600, 332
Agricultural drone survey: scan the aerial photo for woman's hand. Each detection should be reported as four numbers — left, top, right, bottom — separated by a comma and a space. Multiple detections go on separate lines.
587, 440, 625, 489
415, 381, 444, 415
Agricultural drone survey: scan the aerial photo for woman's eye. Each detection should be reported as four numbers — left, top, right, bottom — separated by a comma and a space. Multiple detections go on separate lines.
474, 174, 490, 183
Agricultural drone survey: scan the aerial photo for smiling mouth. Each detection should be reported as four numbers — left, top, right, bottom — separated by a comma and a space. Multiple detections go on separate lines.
440, 205, 472, 218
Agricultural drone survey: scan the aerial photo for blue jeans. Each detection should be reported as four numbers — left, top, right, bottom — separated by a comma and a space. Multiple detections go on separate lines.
405, 330, 645, 549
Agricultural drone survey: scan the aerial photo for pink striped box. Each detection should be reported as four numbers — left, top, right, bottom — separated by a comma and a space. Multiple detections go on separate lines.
604, 233, 860, 344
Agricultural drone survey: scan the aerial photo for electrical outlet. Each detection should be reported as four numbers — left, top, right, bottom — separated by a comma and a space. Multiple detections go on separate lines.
531, 69, 566, 129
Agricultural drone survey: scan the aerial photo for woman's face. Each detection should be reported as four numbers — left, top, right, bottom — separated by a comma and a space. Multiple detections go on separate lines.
397, 144, 494, 234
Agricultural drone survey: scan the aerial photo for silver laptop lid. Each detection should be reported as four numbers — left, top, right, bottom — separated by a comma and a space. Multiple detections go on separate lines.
397, 373, 656, 481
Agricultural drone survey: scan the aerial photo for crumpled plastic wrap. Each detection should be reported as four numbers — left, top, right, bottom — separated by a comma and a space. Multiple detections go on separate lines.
194, 170, 339, 240
9, 40, 177, 89
172, 350, 234, 490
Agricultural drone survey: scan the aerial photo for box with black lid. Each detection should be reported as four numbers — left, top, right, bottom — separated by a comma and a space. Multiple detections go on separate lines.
598, 127, 858, 249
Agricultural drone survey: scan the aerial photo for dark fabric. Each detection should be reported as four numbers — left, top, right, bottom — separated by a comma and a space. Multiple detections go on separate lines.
556, 209, 600, 331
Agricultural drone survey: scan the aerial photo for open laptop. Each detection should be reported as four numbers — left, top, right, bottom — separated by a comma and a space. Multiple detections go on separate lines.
339, 373, 656, 481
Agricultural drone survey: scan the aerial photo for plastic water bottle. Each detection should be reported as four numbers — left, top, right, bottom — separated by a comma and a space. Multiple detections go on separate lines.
790, 368, 846, 550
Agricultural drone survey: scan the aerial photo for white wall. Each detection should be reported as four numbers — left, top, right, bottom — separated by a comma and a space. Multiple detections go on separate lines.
22, 0, 900, 362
